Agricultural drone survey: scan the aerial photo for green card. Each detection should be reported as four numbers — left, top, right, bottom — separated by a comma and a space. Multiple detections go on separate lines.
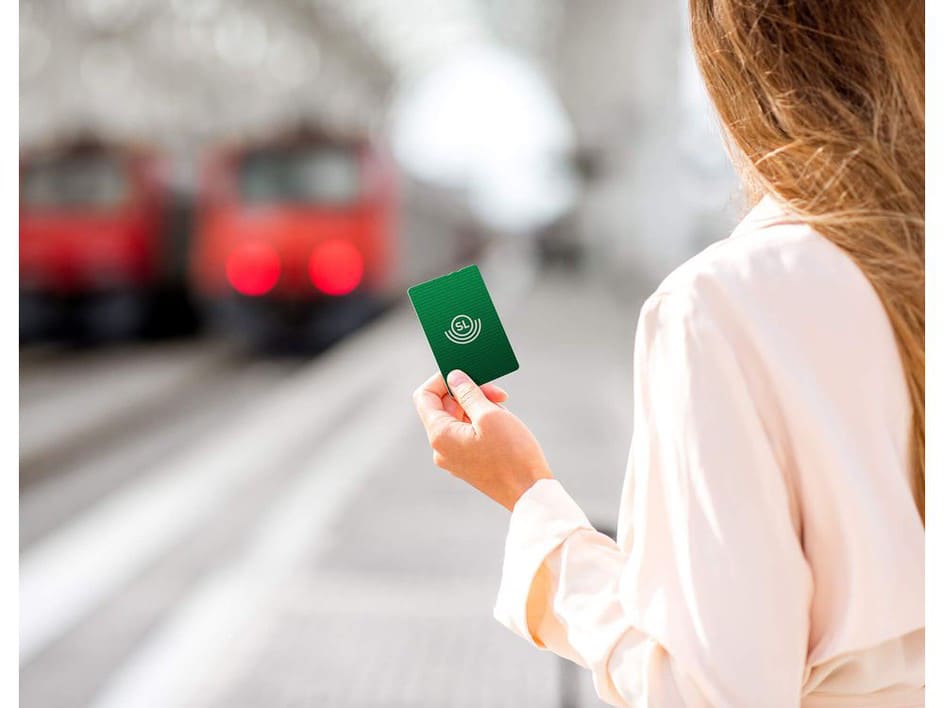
408, 264, 519, 388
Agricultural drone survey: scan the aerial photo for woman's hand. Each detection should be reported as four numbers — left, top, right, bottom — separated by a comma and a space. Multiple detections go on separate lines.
412, 370, 553, 511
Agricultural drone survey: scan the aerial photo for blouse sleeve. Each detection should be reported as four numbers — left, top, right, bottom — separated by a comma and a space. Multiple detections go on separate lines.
493, 290, 813, 707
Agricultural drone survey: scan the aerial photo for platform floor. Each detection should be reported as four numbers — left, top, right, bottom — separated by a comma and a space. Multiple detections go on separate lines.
20, 267, 649, 708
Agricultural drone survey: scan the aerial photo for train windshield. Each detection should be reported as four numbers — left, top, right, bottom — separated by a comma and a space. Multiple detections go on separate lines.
21, 155, 130, 210
238, 146, 361, 206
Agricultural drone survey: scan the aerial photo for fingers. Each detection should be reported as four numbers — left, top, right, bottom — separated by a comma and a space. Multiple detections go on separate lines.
417, 372, 506, 405
419, 371, 448, 397
481, 383, 508, 403
447, 370, 496, 425
449, 386, 504, 421
415, 371, 507, 428
412, 374, 454, 439
443, 394, 465, 421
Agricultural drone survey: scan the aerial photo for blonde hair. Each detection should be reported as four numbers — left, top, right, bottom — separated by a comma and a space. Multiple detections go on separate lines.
689, 0, 925, 520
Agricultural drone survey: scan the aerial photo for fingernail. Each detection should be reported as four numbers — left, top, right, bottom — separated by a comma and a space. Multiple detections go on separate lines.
448, 370, 470, 387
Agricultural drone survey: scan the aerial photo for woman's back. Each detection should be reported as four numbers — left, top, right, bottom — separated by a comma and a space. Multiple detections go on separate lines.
414, 3, 924, 704
493, 195, 924, 706
638, 195, 925, 701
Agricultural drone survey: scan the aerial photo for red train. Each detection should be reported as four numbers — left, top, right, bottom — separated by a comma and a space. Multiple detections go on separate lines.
19, 139, 193, 341
190, 130, 399, 348
20, 130, 484, 350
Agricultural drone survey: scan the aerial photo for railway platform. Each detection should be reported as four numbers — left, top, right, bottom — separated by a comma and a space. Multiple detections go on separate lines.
20, 267, 650, 708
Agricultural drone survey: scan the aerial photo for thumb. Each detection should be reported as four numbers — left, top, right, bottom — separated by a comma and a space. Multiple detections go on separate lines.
447, 370, 495, 424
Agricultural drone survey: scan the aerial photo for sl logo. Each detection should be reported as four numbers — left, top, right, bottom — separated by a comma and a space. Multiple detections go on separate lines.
445, 314, 482, 345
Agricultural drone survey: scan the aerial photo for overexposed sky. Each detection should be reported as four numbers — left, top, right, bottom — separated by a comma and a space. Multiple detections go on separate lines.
390, 44, 577, 233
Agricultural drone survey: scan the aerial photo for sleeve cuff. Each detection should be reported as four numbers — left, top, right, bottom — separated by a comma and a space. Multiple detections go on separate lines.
493, 478, 593, 645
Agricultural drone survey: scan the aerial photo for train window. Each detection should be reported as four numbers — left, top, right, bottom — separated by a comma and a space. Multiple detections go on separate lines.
21, 156, 129, 210
238, 146, 361, 206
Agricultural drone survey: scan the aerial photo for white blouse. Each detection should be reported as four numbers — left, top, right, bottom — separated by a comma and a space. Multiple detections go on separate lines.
494, 196, 925, 707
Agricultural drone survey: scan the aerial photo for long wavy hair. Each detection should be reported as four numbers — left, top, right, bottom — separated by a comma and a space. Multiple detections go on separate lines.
689, 0, 925, 521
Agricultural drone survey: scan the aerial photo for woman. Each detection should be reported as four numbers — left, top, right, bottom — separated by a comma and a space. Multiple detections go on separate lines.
412, 1, 924, 705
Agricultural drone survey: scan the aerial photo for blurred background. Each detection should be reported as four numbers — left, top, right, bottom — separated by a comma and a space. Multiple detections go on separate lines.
19, 1, 739, 706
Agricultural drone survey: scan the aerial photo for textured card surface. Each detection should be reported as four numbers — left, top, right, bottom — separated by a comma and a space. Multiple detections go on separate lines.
408, 264, 519, 387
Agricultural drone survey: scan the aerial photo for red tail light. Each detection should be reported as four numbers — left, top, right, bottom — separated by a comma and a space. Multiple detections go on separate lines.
226, 242, 281, 296
308, 240, 363, 296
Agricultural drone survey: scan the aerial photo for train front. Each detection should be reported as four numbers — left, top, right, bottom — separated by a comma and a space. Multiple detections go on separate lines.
191, 133, 397, 349
19, 143, 171, 341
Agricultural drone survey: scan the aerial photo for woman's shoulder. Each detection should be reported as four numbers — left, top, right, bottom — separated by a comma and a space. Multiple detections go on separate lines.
645, 195, 876, 324
636, 194, 905, 414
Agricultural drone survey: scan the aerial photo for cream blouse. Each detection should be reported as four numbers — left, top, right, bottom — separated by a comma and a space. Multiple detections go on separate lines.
494, 196, 925, 707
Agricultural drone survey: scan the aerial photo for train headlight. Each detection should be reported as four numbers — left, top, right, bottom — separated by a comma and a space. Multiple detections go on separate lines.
226, 242, 281, 296
308, 240, 363, 296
